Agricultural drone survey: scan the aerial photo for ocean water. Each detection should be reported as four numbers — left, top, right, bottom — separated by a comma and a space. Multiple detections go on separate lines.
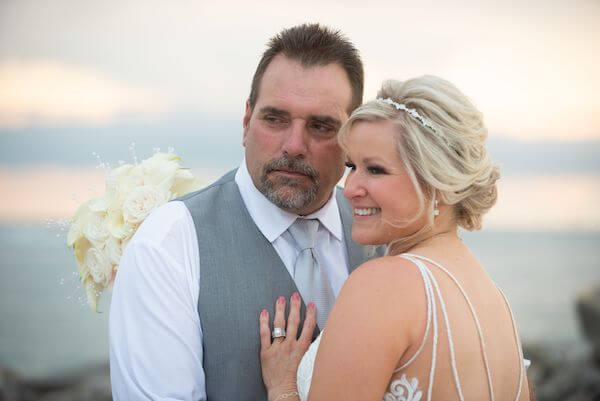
0, 224, 599, 378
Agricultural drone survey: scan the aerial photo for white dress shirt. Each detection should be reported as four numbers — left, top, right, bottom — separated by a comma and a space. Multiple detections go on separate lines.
109, 160, 350, 401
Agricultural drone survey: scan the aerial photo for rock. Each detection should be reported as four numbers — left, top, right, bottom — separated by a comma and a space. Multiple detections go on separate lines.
0, 366, 40, 401
523, 343, 557, 388
536, 359, 600, 401
0, 363, 111, 401
0, 367, 20, 401
577, 284, 600, 364
36, 372, 111, 401
523, 343, 600, 401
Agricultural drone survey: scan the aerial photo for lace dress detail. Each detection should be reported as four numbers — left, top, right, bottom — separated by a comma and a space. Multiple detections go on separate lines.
296, 253, 525, 401
297, 331, 322, 401
384, 374, 423, 401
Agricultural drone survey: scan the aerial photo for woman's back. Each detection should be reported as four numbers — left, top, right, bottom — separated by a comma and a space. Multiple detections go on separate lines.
385, 241, 529, 401
296, 238, 530, 401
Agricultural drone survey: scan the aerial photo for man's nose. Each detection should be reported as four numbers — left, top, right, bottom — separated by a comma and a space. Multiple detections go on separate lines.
282, 120, 308, 157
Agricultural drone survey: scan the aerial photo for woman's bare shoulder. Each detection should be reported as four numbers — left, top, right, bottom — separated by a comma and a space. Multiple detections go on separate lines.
347, 255, 425, 290
323, 255, 429, 367
339, 255, 428, 313
312, 256, 430, 399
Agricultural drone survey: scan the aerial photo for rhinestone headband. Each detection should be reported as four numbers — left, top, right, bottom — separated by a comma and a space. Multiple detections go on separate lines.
377, 98, 437, 133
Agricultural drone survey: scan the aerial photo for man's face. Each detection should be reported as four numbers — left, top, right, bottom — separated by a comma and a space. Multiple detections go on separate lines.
243, 55, 353, 216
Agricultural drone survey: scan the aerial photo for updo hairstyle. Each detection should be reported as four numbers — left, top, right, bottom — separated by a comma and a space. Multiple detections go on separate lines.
339, 75, 500, 237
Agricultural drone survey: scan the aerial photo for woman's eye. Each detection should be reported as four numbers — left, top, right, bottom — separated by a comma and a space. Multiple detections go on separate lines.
344, 162, 355, 170
367, 165, 386, 175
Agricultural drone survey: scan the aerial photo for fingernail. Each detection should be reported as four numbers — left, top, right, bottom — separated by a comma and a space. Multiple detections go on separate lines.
308, 302, 315, 311
277, 296, 285, 304
292, 292, 300, 301
260, 309, 267, 317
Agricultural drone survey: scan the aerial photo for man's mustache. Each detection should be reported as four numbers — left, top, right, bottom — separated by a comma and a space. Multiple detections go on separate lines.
263, 156, 319, 182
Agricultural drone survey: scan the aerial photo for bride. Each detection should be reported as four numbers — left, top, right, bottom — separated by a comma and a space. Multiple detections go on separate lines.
258, 76, 531, 401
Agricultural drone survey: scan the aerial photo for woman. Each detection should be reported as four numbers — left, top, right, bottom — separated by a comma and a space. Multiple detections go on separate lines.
258, 75, 530, 401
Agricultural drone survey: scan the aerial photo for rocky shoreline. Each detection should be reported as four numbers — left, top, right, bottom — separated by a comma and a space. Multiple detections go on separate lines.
524, 343, 600, 401
2, 285, 600, 401
0, 362, 110, 401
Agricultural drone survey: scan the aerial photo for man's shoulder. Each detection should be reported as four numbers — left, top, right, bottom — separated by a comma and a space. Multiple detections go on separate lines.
334, 185, 352, 212
176, 168, 245, 226
133, 201, 193, 245
334, 185, 347, 199
177, 168, 238, 204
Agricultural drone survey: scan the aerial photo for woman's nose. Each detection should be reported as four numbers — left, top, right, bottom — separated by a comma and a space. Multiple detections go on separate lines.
343, 171, 366, 200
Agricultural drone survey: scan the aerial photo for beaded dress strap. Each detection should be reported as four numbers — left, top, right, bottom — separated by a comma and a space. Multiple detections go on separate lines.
396, 254, 464, 401
395, 253, 525, 401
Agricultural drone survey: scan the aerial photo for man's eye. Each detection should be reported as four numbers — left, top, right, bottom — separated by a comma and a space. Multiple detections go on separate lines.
310, 122, 335, 134
263, 115, 285, 125
367, 165, 386, 175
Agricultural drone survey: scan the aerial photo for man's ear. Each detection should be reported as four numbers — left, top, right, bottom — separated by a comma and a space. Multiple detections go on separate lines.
242, 100, 252, 147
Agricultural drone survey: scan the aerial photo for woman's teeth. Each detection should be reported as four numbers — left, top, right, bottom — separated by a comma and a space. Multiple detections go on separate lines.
354, 208, 381, 216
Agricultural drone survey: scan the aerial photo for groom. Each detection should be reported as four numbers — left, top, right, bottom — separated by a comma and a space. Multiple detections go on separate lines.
110, 23, 375, 401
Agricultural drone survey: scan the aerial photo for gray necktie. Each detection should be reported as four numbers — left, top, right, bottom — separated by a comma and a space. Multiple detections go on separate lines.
288, 218, 335, 329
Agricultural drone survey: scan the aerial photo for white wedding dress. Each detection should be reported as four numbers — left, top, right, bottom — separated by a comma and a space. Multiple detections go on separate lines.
296, 253, 526, 401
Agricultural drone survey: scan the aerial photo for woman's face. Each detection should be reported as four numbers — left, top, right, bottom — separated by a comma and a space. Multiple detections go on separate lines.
343, 119, 428, 245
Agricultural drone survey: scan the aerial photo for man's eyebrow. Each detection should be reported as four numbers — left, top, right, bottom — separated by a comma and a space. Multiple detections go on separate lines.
309, 115, 342, 129
258, 106, 290, 118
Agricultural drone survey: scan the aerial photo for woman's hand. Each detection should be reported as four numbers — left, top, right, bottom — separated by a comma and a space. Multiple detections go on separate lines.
259, 292, 316, 401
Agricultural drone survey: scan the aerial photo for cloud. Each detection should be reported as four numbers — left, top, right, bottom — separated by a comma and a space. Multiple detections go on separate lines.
0, 166, 106, 222
485, 174, 600, 231
1, 0, 599, 140
0, 60, 168, 128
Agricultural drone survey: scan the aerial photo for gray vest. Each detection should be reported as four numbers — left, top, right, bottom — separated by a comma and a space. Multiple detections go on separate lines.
180, 169, 376, 401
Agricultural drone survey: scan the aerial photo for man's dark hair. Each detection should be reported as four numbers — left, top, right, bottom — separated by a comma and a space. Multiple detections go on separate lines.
248, 23, 364, 114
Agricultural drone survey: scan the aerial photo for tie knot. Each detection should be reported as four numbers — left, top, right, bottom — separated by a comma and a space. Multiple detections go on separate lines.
288, 218, 319, 251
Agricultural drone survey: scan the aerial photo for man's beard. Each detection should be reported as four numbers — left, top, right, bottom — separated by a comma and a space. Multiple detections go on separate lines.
259, 156, 320, 212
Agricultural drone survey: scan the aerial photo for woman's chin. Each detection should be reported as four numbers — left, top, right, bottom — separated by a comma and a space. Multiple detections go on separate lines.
351, 230, 385, 246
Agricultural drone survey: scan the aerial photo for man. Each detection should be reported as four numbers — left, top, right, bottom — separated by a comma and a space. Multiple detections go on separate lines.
109, 23, 374, 401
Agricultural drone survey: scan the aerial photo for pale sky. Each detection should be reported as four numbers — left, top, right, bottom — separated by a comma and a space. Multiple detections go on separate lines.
1, 0, 599, 140
0, 0, 599, 228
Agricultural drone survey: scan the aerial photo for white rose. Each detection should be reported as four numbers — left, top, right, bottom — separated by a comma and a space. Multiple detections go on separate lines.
82, 212, 110, 246
105, 208, 135, 240
84, 247, 113, 287
172, 169, 203, 196
151, 152, 180, 162
101, 164, 133, 202
73, 237, 92, 278
107, 164, 133, 187
139, 155, 179, 191
67, 200, 93, 247
88, 195, 111, 213
116, 165, 145, 199
105, 236, 123, 266
122, 185, 169, 225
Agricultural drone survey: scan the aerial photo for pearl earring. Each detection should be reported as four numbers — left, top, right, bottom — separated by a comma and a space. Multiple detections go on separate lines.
433, 200, 440, 217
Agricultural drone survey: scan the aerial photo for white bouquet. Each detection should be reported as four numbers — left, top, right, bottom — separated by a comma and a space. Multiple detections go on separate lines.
67, 152, 203, 311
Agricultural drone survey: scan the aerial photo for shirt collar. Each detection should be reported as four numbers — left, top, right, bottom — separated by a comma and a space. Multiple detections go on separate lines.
235, 158, 343, 243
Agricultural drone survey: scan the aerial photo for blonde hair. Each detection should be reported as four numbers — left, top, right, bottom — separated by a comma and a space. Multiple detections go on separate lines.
339, 75, 500, 253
